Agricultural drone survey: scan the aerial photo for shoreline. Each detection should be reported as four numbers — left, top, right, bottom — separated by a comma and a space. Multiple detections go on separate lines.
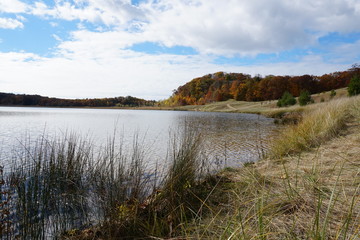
1, 95, 359, 239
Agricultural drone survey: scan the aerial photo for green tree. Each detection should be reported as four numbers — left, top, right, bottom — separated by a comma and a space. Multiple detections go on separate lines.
330, 89, 336, 98
298, 90, 313, 106
348, 75, 360, 96
277, 91, 296, 107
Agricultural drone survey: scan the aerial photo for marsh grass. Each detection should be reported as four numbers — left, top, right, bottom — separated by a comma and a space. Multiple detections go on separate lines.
6, 135, 94, 239
1, 125, 224, 239
0, 165, 13, 239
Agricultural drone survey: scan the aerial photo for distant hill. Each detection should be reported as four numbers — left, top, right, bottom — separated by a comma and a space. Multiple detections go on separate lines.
0, 93, 156, 108
166, 65, 360, 106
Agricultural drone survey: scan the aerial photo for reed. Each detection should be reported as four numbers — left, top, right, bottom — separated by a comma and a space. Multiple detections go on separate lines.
1, 125, 220, 239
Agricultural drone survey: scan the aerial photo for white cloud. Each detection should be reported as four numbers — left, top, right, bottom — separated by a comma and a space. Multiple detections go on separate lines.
27, 0, 360, 56
31, 0, 144, 27
16, 15, 26, 21
138, 0, 360, 55
49, 21, 59, 27
0, 0, 28, 13
52, 34, 62, 41
0, 0, 359, 99
0, 17, 24, 29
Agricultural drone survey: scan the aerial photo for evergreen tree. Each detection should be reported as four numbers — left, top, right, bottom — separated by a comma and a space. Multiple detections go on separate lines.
277, 91, 296, 107
348, 75, 360, 96
330, 89, 336, 98
298, 90, 313, 106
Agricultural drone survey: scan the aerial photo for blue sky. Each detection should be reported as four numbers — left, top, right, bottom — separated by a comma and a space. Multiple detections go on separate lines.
1, 0, 360, 100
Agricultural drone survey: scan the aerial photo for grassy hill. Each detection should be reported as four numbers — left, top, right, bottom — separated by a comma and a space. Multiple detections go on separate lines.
178, 88, 348, 117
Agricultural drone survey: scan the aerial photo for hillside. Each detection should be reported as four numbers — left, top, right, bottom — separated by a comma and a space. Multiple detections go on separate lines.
179, 87, 348, 117
166, 65, 360, 106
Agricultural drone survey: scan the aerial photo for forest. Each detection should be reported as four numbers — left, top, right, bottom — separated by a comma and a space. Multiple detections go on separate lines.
0, 93, 156, 107
167, 65, 360, 106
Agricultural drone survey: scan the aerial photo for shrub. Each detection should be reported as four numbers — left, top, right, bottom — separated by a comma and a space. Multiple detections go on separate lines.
277, 91, 296, 107
298, 90, 313, 106
348, 75, 360, 96
330, 89, 336, 98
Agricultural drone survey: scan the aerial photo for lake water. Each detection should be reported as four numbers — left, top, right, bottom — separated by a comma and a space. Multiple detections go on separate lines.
0, 107, 279, 171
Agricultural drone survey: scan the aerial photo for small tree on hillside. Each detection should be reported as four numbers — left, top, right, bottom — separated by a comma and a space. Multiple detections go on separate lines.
330, 89, 336, 98
348, 75, 360, 96
277, 91, 296, 107
298, 90, 313, 106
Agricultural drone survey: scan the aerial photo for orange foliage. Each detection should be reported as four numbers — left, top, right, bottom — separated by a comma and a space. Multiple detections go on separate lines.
170, 66, 359, 106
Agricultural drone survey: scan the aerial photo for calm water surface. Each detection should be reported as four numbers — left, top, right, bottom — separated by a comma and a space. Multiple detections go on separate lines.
0, 107, 279, 170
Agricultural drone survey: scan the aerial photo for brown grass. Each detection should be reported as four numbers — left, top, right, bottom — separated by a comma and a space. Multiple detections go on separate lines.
177, 88, 349, 118
183, 95, 360, 239
269, 96, 359, 158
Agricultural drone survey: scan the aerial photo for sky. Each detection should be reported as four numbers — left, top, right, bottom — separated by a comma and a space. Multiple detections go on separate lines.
0, 0, 360, 100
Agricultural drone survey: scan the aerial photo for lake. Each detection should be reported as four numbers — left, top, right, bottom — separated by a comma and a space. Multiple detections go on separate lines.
0, 107, 279, 171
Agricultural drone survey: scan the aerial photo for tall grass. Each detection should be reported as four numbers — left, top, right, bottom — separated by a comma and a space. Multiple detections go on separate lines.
0, 125, 221, 239
180, 95, 360, 239
0, 165, 12, 239
270, 96, 360, 158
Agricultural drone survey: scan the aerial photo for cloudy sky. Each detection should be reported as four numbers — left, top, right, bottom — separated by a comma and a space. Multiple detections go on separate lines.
0, 0, 360, 100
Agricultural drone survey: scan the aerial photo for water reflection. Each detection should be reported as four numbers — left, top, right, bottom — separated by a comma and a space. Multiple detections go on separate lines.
0, 107, 279, 170
174, 112, 277, 165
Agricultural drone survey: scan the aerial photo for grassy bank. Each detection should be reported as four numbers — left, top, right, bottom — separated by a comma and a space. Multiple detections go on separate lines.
186, 95, 360, 239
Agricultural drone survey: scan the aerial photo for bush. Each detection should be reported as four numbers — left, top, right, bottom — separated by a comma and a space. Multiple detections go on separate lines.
330, 89, 336, 98
348, 75, 360, 96
298, 90, 313, 106
277, 91, 296, 107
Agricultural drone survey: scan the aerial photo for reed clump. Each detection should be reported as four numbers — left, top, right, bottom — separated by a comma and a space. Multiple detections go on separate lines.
0, 165, 12, 239
1, 127, 224, 239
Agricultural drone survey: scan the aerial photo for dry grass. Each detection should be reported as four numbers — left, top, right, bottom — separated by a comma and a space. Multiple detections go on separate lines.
184, 95, 360, 240
269, 96, 360, 158
177, 88, 349, 118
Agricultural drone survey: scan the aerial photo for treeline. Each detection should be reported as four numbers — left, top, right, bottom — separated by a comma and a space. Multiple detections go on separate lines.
167, 65, 360, 106
0, 93, 156, 107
